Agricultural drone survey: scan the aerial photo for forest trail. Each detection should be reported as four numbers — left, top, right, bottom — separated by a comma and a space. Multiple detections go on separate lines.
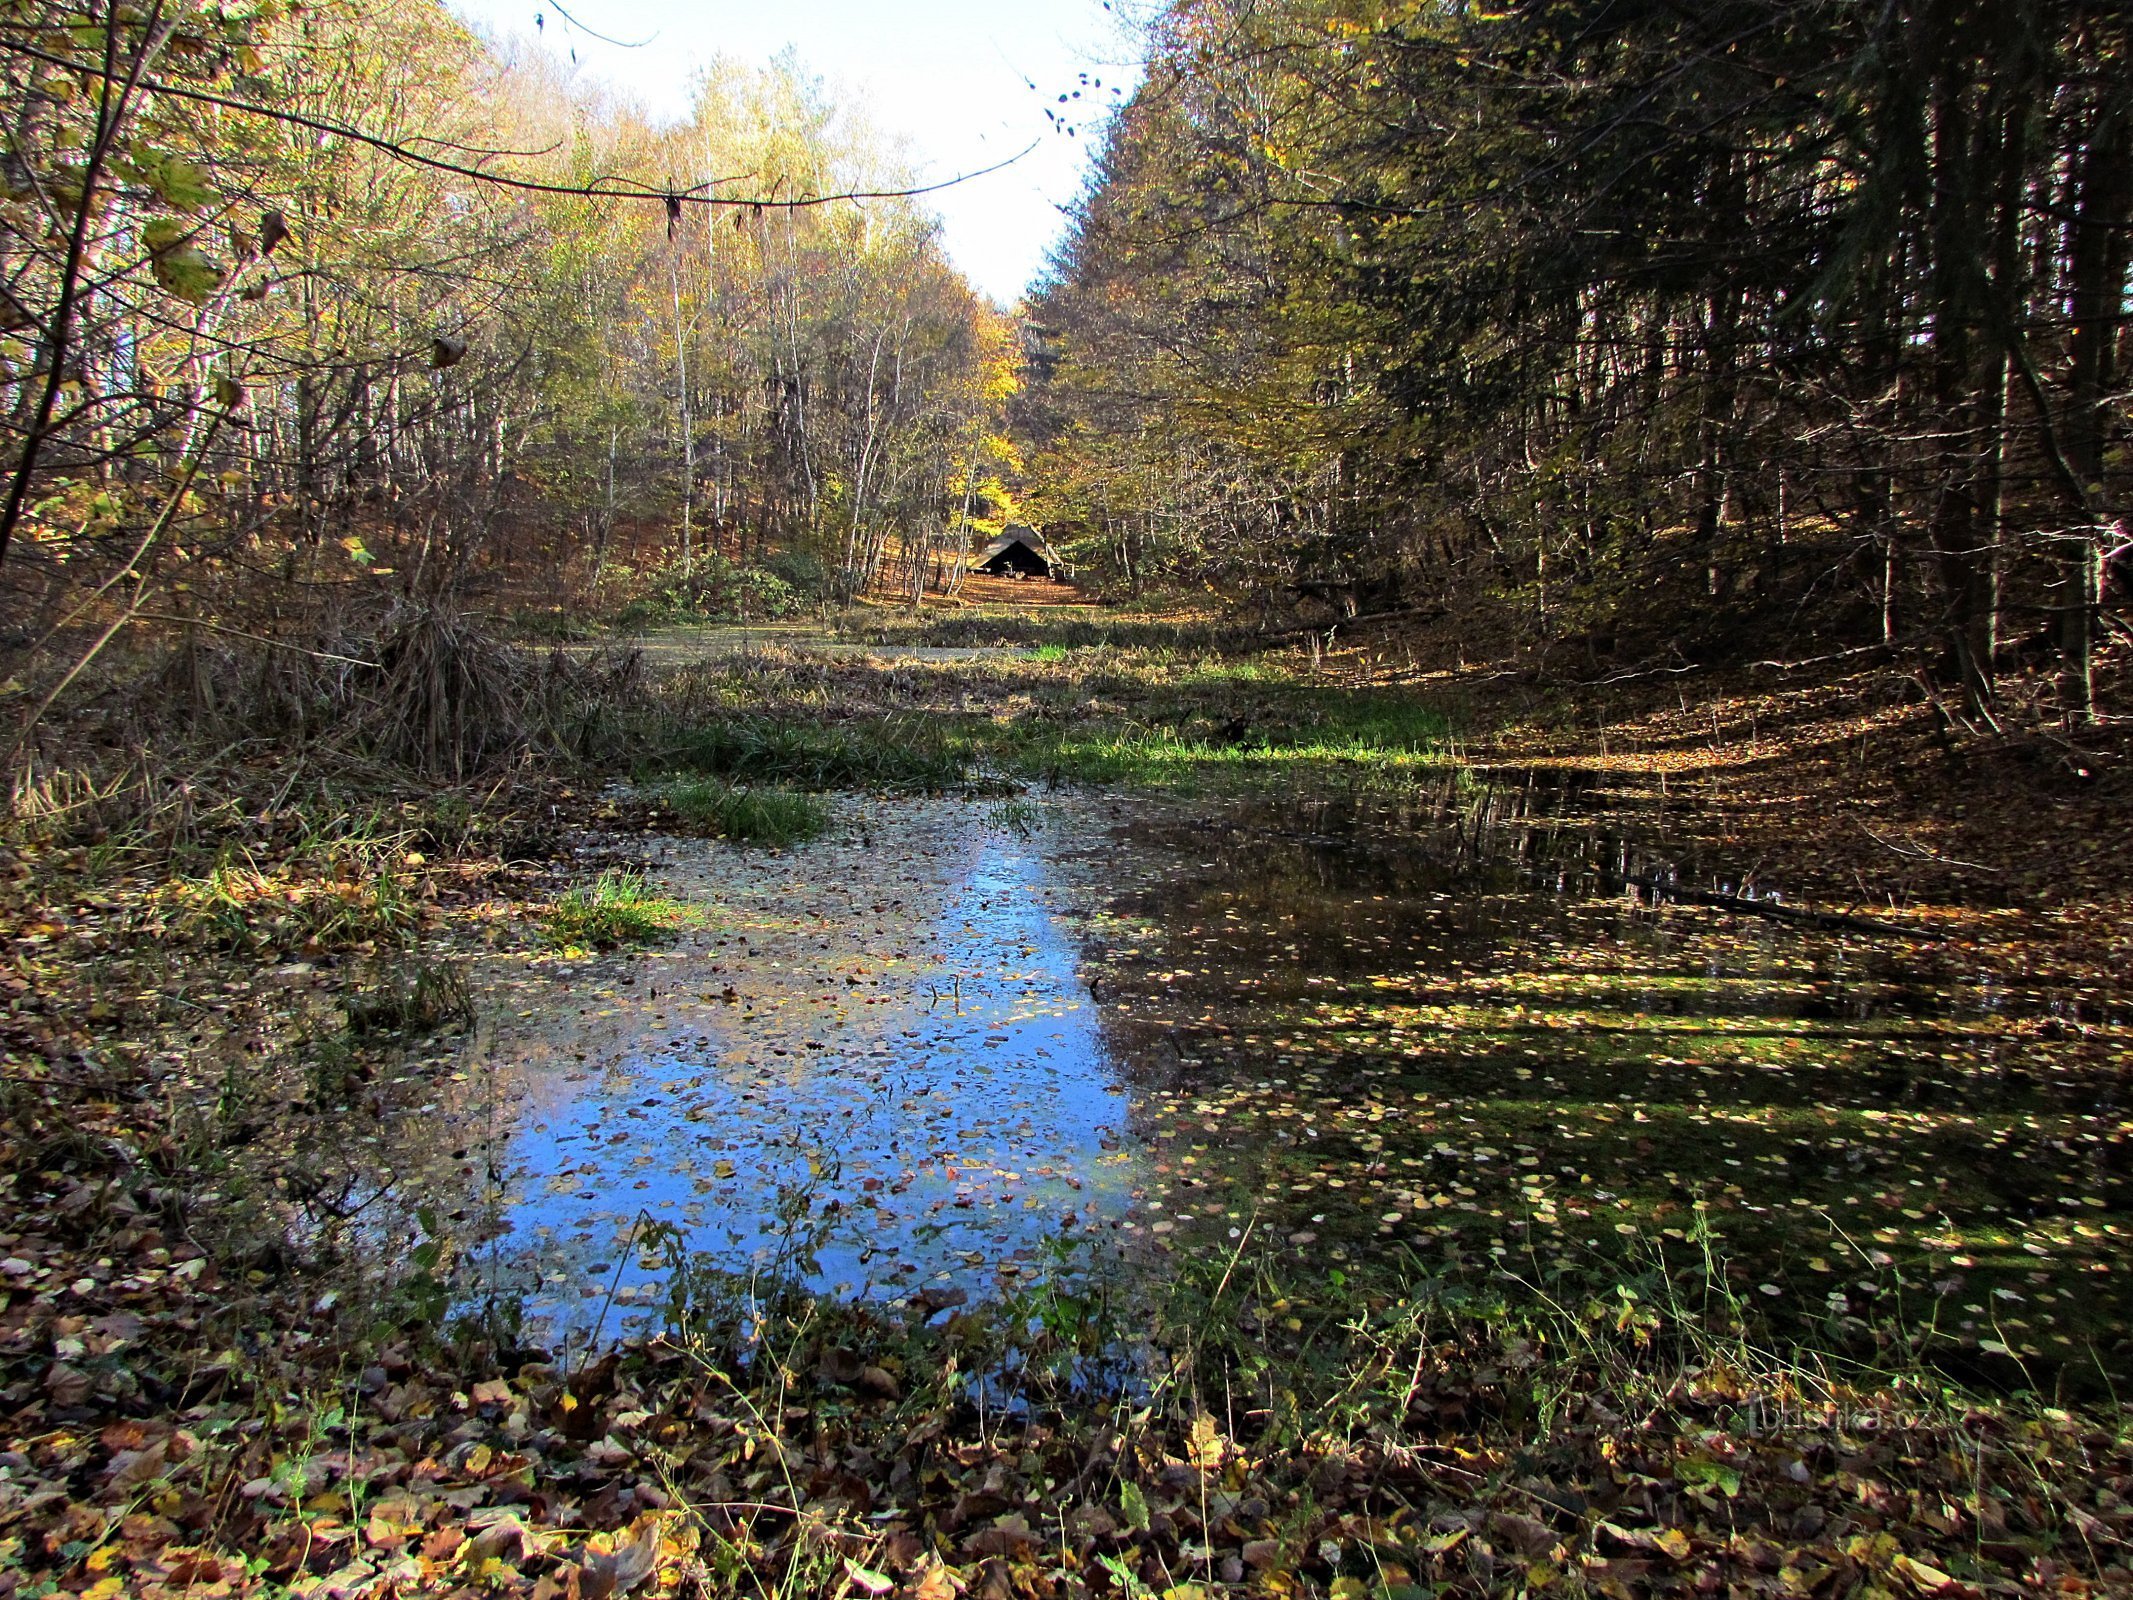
606, 623, 1036, 667
591, 600, 1108, 668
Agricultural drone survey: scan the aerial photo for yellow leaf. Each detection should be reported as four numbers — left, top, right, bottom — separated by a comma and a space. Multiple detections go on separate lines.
1891, 1553, 1958, 1594
1187, 1413, 1223, 1468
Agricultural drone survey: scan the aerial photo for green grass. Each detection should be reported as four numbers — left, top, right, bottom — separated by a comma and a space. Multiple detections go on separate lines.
647, 690, 1450, 800
986, 798, 1039, 836
655, 776, 830, 846
542, 869, 693, 948
159, 854, 421, 954
840, 611, 1239, 652
989, 689, 1454, 789
660, 716, 972, 791
595, 617, 1460, 801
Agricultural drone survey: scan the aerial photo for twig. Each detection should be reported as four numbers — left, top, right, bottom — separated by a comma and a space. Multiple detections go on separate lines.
1600, 866, 1915, 938
1746, 639, 1911, 672
2, 37, 1036, 215
129, 614, 378, 668
4, 409, 229, 767
1853, 821, 2002, 876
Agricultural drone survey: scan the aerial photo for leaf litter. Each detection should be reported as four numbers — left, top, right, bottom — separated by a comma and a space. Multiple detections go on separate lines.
5, 684, 2133, 1595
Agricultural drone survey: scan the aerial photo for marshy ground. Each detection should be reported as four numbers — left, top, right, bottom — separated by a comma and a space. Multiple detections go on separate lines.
2, 603, 2129, 1597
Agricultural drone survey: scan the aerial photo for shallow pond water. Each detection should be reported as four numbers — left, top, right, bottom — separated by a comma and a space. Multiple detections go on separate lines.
441, 795, 1157, 1345
431, 775, 2133, 1386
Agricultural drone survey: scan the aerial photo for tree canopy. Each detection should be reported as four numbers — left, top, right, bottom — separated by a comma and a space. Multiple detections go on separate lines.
1023, 0, 2129, 714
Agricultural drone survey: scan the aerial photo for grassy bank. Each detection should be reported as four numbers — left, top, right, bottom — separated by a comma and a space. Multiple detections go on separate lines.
617, 645, 1455, 795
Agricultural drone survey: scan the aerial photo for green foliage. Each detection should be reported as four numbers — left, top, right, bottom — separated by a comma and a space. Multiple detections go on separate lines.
156, 850, 420, 955
653, 776, 830, 846
541, 869, 692, 949
141, 219, 224, 303
760, 546, 832, 604
614, 553, 805, 627
1024, 0, 2133, 709
985, 798, 1038, 836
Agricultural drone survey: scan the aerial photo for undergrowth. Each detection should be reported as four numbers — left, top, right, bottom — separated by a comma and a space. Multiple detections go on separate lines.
11, 1207, 2112, 1597
651, 776, 831, 845
656, 714, 974, 791
3, 603, 2126, 1597
542, 868, 693, 948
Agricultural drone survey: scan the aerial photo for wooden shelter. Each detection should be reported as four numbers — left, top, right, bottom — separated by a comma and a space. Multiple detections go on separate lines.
973, 525, 1064, 580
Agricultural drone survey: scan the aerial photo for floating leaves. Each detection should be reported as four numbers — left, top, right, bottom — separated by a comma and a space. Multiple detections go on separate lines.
455, 797, 1137, 1338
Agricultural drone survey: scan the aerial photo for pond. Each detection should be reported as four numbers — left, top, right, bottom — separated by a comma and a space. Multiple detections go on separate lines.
437, 795, 1155, 1345
427, 775, 2133, 1388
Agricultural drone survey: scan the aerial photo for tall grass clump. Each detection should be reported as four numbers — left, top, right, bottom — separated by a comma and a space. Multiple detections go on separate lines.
655, 776, 829, 846
663, 715, 969, 791
542, 869, 691, 948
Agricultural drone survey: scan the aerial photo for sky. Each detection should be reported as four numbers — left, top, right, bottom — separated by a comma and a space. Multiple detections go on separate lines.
443, 0, 1145, 305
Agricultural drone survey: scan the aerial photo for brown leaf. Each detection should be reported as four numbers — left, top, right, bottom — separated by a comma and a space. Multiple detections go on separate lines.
44, 1363, 89, 1407
469, 1517, 526, 1564
1069, 1504, 1118, 1541
820, 1346, 866, 1384
912, 1286, 969, 1318
608, 1513, 664, 1593
1486, 1511, 1556, 1557
1892, 1553, 1976, 1597
962, 1514, 1037, 1558
1595, 1521, 1690, 1561
105, 1442, 169, 1490
421, 1526, 465, 1562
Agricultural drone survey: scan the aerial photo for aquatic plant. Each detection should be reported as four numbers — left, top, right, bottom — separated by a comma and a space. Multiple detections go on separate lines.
654, 776, 830, 847
542, 869, 692, 948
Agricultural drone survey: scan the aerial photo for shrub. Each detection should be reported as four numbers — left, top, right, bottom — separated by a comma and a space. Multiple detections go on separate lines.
761, 546, 831, 604
613, 552, 804, 625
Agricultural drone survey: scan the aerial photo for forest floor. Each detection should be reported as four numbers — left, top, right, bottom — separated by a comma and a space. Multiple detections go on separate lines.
1, 603, 2129, 1599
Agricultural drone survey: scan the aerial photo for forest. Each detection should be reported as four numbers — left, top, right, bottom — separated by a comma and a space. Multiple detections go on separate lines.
1, 0, 2130, 1596
1, 0, 1015, 702
1020, 0, 2130, 719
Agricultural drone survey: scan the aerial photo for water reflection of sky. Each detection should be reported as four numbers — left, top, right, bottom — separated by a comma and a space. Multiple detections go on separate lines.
462, 797, 1140, 1342
426, 776, 2133, 1387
